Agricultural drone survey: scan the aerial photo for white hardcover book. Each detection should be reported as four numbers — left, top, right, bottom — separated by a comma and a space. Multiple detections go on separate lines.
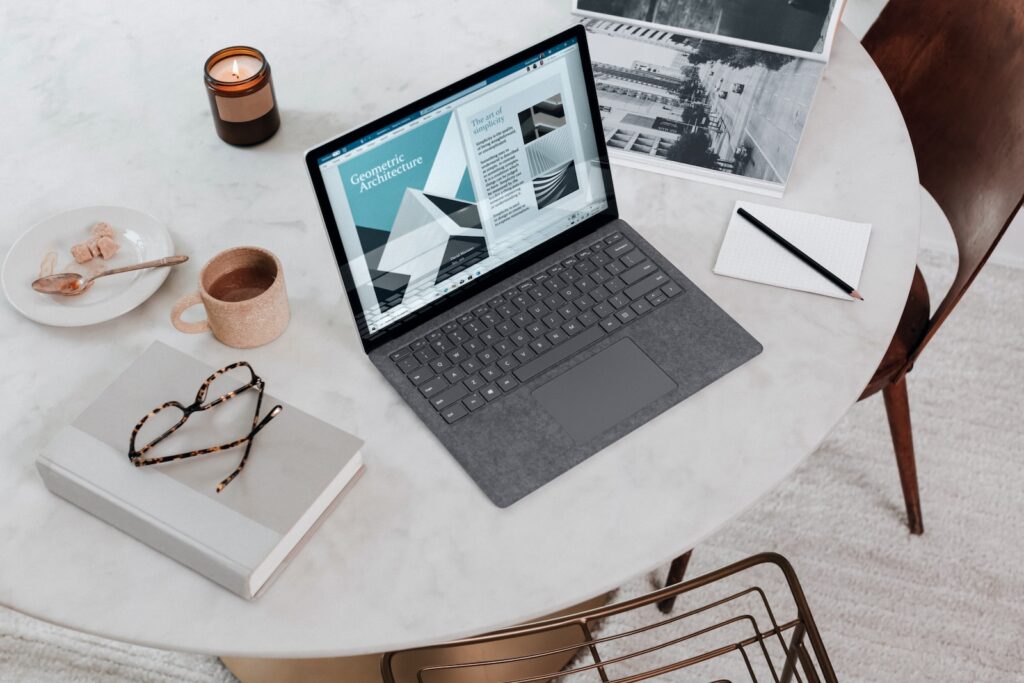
37, 342, 364, 600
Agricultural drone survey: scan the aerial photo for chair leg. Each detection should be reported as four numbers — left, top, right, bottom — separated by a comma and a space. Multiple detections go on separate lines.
657, 550, 692, 613
882, 375, 924, 535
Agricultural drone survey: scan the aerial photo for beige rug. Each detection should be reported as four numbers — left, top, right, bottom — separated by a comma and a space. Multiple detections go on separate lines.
2, 250, 1022, 682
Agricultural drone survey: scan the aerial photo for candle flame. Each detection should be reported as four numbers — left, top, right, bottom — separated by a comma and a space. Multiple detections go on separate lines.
231, 59, 239, 79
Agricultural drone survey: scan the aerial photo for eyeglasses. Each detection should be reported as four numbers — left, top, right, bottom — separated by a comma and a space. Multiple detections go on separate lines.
127, 361, 283, 492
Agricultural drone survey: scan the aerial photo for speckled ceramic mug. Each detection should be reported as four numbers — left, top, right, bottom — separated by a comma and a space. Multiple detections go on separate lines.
171, 246, 289, 348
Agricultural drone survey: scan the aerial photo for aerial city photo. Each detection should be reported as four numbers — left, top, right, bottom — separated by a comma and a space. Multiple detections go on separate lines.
577, 0, 840, 53
582, 16, 826, 186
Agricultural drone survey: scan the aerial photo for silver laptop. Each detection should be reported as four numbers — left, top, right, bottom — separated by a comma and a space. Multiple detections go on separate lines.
306, 26, 761, 507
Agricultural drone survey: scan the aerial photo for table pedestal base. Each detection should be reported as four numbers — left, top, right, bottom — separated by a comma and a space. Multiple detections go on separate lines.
221, 592, 610, 682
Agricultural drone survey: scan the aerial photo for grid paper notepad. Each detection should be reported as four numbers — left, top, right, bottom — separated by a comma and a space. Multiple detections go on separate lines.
714, 201, 872, 300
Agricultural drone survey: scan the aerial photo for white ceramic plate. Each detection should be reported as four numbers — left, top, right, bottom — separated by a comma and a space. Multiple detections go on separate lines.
2, 206, 174, 327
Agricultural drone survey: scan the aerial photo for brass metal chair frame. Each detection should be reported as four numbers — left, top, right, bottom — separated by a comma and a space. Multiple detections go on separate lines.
382, 553, 837, 683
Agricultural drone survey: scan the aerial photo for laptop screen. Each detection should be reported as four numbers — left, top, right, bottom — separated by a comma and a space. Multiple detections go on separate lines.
312, 33, 611, 342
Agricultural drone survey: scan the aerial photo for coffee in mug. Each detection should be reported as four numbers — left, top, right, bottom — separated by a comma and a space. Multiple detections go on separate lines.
171, 246, 288, 348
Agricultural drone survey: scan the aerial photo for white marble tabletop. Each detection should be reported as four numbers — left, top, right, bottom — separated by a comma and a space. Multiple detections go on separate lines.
0, 0, 919, 658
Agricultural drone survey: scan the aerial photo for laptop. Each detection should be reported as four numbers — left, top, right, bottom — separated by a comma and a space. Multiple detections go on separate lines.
305, 26, 762, 507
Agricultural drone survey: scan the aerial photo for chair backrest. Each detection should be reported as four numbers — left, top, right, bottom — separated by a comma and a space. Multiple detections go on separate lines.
863, 1, 1024, 362
380, 553, 836, 683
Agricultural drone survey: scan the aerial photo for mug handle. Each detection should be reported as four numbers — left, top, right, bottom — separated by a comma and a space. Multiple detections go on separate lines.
171, 291, 209, 334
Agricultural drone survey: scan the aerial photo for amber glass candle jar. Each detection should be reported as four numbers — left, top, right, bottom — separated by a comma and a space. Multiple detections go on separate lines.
204, 46, 280, 146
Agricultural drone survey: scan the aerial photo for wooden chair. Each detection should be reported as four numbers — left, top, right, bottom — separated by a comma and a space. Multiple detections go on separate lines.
659, 1, 1024, 609
381, 553, 837, 683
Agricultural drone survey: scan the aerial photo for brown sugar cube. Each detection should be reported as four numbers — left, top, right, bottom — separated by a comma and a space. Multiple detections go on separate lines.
91, 222, 116, 239
95, 235, 120, 260
70, 242, 94, 264
87, 239, 102, 259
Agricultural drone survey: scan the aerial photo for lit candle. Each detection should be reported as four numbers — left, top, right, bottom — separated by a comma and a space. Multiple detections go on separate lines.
204, 46, 280, 146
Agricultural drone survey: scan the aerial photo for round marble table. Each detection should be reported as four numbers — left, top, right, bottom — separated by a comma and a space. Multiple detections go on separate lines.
0, 0, 919, 660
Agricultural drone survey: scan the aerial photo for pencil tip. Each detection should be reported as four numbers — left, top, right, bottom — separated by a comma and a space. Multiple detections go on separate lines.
851, 290, 864, 301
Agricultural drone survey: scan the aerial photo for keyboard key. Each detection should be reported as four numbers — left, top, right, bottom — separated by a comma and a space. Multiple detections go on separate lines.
410, 339, 428, 351
461, 358, 482, 374
497, 355, 520, 372
463, 393, 485, 411
494, 340, 514, 356
481, 384, 502, 401
606, 261, 625, 276
544, 278, 562, 292
576, 277, 595, 292
590, 240, 607, 251
480, 330, 500, 346
604, 232, 623, 244
390, 347, 412, 362
560, 286, 581, 300
464, 374, 486, 391
647, 291, 668, 306
529, 286, 547, 300
543, 294, 564, 309
593, 302, 615, 318
511, 331, 530, 346
578, 311, 599, 327
441, 402, 469, 424
464, 338, 484, 354
477, 349, 498, 364
615, 308, 636, 323
446, 348, 467, 364
605, 277, 626, 293
397, 356, 419, 373
591, 268, 611, 284
561, 270, 581, 283
590, 285, 610, 301
431, 338, 454, 353
496, 321, 517, 336
515, 324, 607, 382
480, 365, 503, 382
662, 281, 683, 297
473, 305, 490, 316
513, 346, 534, 361
443, 321, 459, 333
527, 302, 547, 317
408, 367, 433, 385
592, 252, 611, 267
443, 367, 467, 383
495, 303, 516, 318
526, 321, 545, 337
562, 256, 578, 268
606, 240, 634, 258
464, 320, 484, 336
431, 382, 468, 411
419, 376, 448, 398
631, 300, 653, 316
624, 271, 670, 300
498, 375, 519, 392
576, 261, 596, 274
600, 316, 621, 332
562, 320, 583, 336
426, 329, 444, 341
428, 357, 450, 372
608, 293, 630, 309
529, 337, 552, 354
542, 313, 562, 328
448, 329, 468, 344
547, 329, 567, 345
557, 303, 578, 319
414, 348, 436, 364
511, 294, 530, 309
511, 312, 531, 327
620, 250, 646, 268
621, 261, 657, 285
480, 312, 499, 326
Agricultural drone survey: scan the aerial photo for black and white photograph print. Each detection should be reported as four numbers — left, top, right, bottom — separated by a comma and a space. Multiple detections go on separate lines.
583, 18, 825, 187
518, 94, 567, 143
575, 0, 841, 55
533, 160, 581, 209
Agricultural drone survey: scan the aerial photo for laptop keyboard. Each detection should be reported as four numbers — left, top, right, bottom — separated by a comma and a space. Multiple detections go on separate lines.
388, 231, 684, 424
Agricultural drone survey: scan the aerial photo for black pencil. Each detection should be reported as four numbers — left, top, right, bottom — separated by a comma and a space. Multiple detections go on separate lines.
736, 207, 863, 301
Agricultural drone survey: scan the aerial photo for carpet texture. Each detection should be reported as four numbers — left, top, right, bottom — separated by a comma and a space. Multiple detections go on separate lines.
2, 250, 1022, 682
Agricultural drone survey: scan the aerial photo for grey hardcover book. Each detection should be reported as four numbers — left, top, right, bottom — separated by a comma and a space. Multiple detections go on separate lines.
36, 342, 364, 600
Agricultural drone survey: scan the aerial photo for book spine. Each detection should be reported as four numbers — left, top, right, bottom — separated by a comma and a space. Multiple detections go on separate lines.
36, 456, 254, 599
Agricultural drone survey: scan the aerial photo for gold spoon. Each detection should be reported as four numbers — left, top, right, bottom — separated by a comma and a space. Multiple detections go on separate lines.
32, 255, 189, 296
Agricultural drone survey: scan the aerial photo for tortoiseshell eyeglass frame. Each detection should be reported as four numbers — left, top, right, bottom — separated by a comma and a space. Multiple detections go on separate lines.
127, 361, 283, 493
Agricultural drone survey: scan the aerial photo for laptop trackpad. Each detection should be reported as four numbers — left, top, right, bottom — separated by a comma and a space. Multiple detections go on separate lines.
533, 338, 677, 444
